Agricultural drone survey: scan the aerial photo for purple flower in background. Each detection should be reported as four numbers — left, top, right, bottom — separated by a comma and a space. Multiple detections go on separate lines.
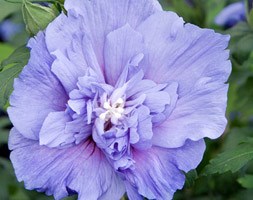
8, 0, 231, 199
0, 19, 22, 42
215, 1, 246, 28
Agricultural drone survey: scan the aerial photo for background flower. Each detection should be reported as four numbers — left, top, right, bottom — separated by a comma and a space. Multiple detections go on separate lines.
215, 1, 246, 28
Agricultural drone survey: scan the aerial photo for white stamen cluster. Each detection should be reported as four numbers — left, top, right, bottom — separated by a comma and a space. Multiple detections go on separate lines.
99, 98, 125, 121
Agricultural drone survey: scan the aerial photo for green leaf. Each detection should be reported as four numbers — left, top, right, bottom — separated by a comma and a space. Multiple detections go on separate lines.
184, 169, 198, 188
228, 22, 252, 38
0, 116, 11, 144
0, 45, 30, 70
22, 0, 58, 35
248, 9, 253, 29
0, 1, 20, 21
0, 44, 15, 64
202, 142, 253, 176
235, 76, 253, 121
204, 0, 226, 27
0, 65, 23, 108
0, 46, 30, 108
238, 174, 253, 189
223, 127, 253, 151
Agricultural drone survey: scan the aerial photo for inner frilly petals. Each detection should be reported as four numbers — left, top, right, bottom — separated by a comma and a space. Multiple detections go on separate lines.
39, 111, 91, 148
59, 55, 178, 171
130, 106, 153, 150
115, 53, 145, 88
39, 111, 73, 148
152, 82, 179, 125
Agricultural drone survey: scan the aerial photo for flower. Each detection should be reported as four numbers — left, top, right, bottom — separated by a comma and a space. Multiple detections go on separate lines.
215, 1, 246, 28
8, 0, 231, 199
0, 19, 23, 42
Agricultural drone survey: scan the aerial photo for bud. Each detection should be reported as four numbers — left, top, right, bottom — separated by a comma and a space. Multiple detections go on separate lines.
21, 0, 58, 35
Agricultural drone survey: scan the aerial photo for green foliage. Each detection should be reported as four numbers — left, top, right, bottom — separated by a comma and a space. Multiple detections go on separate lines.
238, 175, 253, 189
0, 1, 20, 21
202, 142, 253, 175
184, 170, 198, 188
0, 46, 30, 109
0, 116, 10, 144
0, 44, 15, 64
22, 0, 59, 35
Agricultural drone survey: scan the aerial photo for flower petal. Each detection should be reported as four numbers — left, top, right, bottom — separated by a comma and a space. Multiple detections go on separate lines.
124, 139, 205, 199
64, 0, 161, 71
39, 111, 91, 148
51, 49, 86, 93
153, 83, 228, 148
46, 13, 105, 93
131, 106, 153, 150
104, 24, 144, 86
215, 2, 245, 27
8, 32, 67, 140
137, 11, 231, 96
9, 128, 125, 200
125, 182, 143, 200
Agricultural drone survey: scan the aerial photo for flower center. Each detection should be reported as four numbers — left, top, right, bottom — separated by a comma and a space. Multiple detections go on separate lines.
99, 98, 125, 122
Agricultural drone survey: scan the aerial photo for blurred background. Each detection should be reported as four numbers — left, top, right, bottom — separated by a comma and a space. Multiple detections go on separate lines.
0, 0, 253, 199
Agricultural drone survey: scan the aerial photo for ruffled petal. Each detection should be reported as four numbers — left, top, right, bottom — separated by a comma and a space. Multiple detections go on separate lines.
64, 0, 161, 70
104, 24, 144, 86
51, 49, 86, 94
125, 182, 143, 200
137, 11, 231, 96
131, 106, 153, 150
9, 128, 125, 200
153, 83, 228, 148
39, 111, 72, 148
8, 32, 67, 140
46, 13, 104, 93
124, 139, 205, 199
135, 11, 230, 148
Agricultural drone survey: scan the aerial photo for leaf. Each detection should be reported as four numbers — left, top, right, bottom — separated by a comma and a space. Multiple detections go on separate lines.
184, 169, 198, 188
204, 0, 226, 27
248, 9, 253, 29
0, 158, 14, 200
0, 44, 15, 64
0, 116, 11, 144
222, 127, 253, 151
228, 22, 252, 38
0, 45, 30, 70
235, 77, 253, 121
238, 174, 253, 189
21, 0, 58, 35
0, 46, 30, 108
229, 189, 253, 200
0, 66, 23, 108
0, 1, 20, 21
202, 142, 253, 176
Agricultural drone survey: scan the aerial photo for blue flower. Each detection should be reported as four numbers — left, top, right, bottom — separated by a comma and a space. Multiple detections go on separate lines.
8, 0, 231, 199
0, 19, 22, 42
215, 1, 246, 28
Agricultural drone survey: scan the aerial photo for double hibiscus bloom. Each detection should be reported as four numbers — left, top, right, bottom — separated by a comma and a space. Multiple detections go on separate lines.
8, 0, 231, 199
